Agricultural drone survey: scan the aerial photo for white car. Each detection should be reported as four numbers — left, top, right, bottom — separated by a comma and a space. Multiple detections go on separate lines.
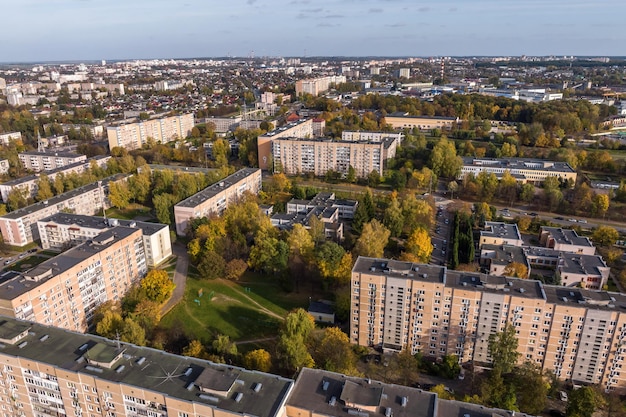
559, 391, 568, 402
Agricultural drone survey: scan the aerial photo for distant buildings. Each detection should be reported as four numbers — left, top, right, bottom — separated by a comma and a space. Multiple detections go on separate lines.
384, 114, 460, 131
37, 213, 172, 268
460, 157, 577, 185
341, 131, 403, 143
18, 151, 87, 172
0, 131, 22, 145
350, 256, 626, 390
106, 113, 194, 150
295, 75, 347, 96
174, 168, 262, 236
0, 226, 146, 332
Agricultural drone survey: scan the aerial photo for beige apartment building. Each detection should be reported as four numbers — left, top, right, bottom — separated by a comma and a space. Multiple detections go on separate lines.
106, 113, 194, 150
0, 155, 111, 202
37, 213, 172, 268
384, 115, 460, 131
174, 168, 262, 236
0, 226, 147, 333
0, 317, 292, 417
540, 226, 595, 255
271, 137, 398, 178
0, 176, 125, 247
351, 257, 626, 391
295, 75, 347, 96
18, 151, 87, 173
479, 221, 524, 248
257, 119, 314, 170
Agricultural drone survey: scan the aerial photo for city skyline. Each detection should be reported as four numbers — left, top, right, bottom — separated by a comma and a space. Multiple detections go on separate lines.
2, 0, 625, 62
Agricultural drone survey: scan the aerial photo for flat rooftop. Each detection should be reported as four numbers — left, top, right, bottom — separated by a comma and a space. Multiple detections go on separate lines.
39, 212, 167, 237
437, 399, 531, 417
0, 316, 292, 417
558, 253, 607, 276
353, 257, 446, 284
19, 150, 84, 158
462, 157, 575, 174
0, 226, 140, 300
445, 271, 545, 300
541, 227, 594, 248
287, 368, 435, 417
480, 244, 527, 266
481, 222, 522, 242
175, 168, 260, 208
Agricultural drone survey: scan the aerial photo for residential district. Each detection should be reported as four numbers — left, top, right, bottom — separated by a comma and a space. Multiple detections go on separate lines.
0, 56, 625, 417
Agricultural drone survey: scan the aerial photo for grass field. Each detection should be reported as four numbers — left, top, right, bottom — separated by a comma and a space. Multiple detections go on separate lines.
105, 203, 153, 220
160, 270, 310, 344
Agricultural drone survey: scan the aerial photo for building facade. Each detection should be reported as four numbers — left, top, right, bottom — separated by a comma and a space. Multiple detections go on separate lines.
460, 157, 577, 185
174, 168, 262, 236
384, 115, 460, 131
295, 75, 347, 96
0, 131, 22, 145
106, 113, 194, 150
18, 151, 87, 172
257, 119, 314, 170
0, 226, 146, 332
351, 256, 626, 391
37, 213, 172, 268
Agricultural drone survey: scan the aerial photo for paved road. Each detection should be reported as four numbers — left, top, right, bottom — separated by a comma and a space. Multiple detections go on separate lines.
161, 241, 189, 316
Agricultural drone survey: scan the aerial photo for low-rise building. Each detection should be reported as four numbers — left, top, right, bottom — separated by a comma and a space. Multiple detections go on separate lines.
384, 114, 460, 131
540, 226, 595, 255
174, 168, 262, 236
0, 131, 22, 145
480, 244, 530, 278
18, 151, 87, 172
37, 213, 172, 268
0, 226, 146, 332
479, 221, 524, 248
460, 157, 577, 185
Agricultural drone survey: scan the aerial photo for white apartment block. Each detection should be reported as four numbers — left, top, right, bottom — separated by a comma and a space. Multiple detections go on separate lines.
37, 213, 172, 268
271, 137, 398, 178
0, 155, 111, 202
351, 257, 626, 391
174, 168, 262, 236
460, 157, 577, 185
0, 176, 125, 247
341, 131, 404, 143
18, 151, 87, 173
106, 113, 194, 150
0, 131, 23, 145
295, 75, 347, 96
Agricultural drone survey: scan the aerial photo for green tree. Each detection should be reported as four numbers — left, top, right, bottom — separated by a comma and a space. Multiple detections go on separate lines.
429, 137, 462, 178
243, 349, 272, 372
120, 317, 146, 346
401, 227, 433, 263
277, 309, 315, 372
566, 386, 601, 417
592, 225, 619, 247
95, 309, 123, 339
212, 334, 238, 356
140, 269, 175, 303
6, 187, 29, 211
198, 252, 226, 280
519, 183, 535, 204
131, 299, 162, 333
383, 196, 404, 237
354, 220, 390, 258
513, 362, 548, 415
310, 327, 359, 375
248, 231, 289, 274
346, 165, 357, 183
183, 340, 206, 358
35, 174, 54, 201
153, 193, 175, 224
108, 181, 132, 209
128, 170, 152, 204
211, 138, 230, 168
488, 323, 519, 374
315, 242, 347, 282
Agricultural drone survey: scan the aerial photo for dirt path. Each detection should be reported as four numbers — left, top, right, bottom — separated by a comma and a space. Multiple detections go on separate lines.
216, 279, 285, 321
235, 336, 277, 345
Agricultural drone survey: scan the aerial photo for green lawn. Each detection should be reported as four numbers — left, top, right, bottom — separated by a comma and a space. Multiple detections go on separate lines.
160, 272, 309, 343
6, 255, 50, 272
105, 203, 153, 220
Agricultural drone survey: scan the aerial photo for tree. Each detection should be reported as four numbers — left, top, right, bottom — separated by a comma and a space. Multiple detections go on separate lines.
488, 323, 519, 374
131, 299, 162, 332
277, 309, 315, 372
401, 227, 433, 263
6, 187, 29, 211
519, 183, 535, 204
153, 193, 175, 224
315, 242, 347, 282
198, 251, 226, 280
272, 173, 291, 193
95, 309, 123, 339
140, 269, 175, 303
243, 349, 272, 372
383, 197, 404, 237
120, 317, 146, 346
211, 139, 229, 167
224, 259, 248, 280
353, 220, 390, 258
35, 175, 54, 201
248, 232, 289, 274
183, 340, 206, 358
592, 194, 610, 218
513, 362, 548, 415
310, 327, 359, 375
128, 170, 152, 204
429, 137, 462, 178
566, 386, 601, 417
346, 165, 357, 183
212, 334, 238, 356
430, 384, 454, 400
287, 224, 315, 264
592, 225, 619, 247
503, 262, 529, 278
108, 181, 132, 209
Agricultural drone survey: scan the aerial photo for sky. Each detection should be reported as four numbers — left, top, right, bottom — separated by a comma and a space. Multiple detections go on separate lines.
1, 0, 625, 62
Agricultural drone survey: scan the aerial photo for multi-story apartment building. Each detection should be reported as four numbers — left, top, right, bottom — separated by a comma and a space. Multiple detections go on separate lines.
295, 75, 347, 96
0, 176, 125, 247
202, 116, 242, 133
0, 155, 111, 202
479, 221, 524, 248
540, 226, 595, 255
257, 119, 315, 170
174, 168, 262, 236
18, 151, 87, 172
0, 316, 293, 417
350, 256, 626, 390
37, 213, 172, 268
106, 113, 194, 150
460, 157, 577, 185
0, 315, 536, 417
271, 137, 398, 178
384, 115, 460, 131
0, 131, 22, 145
0, 226, 146, 332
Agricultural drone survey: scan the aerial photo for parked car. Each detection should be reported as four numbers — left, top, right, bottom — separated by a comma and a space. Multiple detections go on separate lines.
578, 219, 587, 224
559, 391, 568, 402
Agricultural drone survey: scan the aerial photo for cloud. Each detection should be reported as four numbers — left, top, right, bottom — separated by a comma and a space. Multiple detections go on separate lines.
418, 6, 430, 12
317, 22, 338, 27
369, 8, 383, 13
302, 7, 322, 12
449, 7, 457, 12
246, 0, 256, 4
385, 23, 405, 27
324, 14, 344, 18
